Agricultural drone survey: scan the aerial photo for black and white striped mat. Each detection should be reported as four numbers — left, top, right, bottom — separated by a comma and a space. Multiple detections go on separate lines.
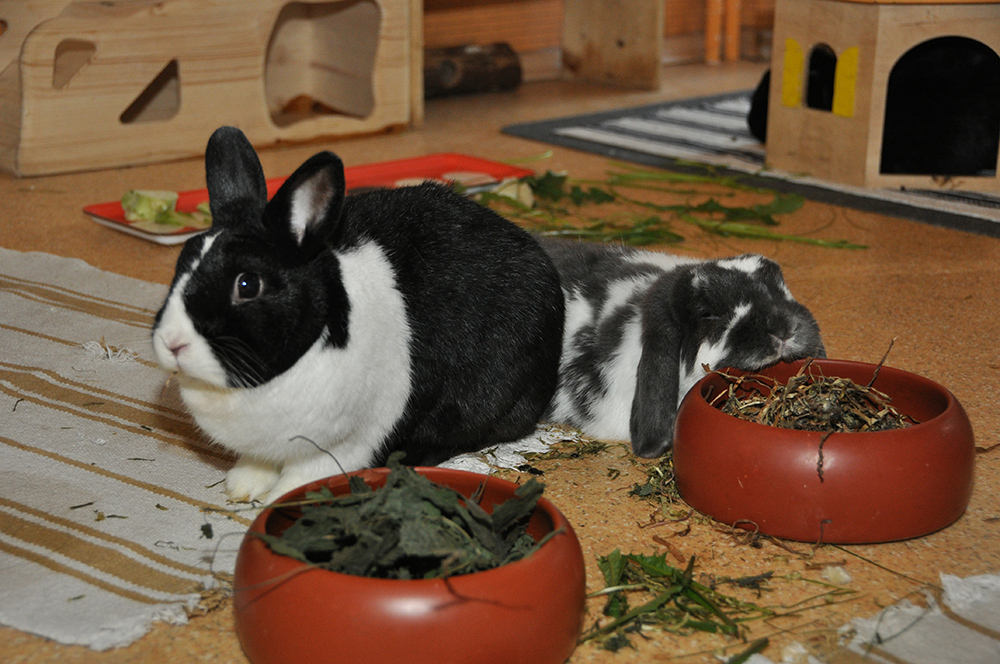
504, 91, 1000, 238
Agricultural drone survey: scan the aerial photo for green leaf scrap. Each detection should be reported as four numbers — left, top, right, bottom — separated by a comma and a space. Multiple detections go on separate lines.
583, 549, 773, 648
474, 167, 865, 249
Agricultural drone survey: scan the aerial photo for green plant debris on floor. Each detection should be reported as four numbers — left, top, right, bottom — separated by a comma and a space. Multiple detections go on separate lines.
475, 165, 866, 249
584, 549, 774, 651
628, 454, 682, 505
522, 438, 610, 463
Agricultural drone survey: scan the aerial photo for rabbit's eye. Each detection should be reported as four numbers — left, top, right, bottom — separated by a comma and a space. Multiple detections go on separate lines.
234, 272, 262, 301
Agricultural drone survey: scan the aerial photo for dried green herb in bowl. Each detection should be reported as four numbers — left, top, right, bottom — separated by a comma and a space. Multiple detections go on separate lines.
255, 452, 549, 580
233, 458, 587, 664
711, 359, 918, 433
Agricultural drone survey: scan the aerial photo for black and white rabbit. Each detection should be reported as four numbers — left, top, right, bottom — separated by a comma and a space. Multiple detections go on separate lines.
540, 238, 825, 458
152, 127, 565, 503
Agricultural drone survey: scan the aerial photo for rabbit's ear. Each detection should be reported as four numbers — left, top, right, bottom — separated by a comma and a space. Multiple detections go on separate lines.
630, 320, 681, 458
629, 275, 683, 458
204, 126, 269, 231
264, 151, 346, 254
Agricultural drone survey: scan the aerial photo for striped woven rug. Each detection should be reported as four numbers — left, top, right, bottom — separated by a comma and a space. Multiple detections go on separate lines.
504, 91, 1000, 238
0, 247, 253, 649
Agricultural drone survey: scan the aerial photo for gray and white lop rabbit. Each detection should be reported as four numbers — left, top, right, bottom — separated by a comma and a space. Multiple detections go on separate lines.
152, 127, 565, 502
541, 238, 825, 458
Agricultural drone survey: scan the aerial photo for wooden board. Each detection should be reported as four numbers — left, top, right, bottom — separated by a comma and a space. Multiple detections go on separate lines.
0, 0, 421, 176
423, 0, 563, 54
561, 0, 664, 89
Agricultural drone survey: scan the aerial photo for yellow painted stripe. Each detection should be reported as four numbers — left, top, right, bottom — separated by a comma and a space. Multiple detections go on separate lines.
833, 47, 859, 118
781, 38, 804, 108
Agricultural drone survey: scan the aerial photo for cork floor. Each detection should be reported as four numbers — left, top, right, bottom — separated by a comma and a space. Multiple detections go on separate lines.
2, 61, 999, 663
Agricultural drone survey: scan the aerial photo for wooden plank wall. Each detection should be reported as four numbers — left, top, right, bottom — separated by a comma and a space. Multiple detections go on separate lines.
663, 0, 774, 37
423, 0, 564, 53
423, 0, 776, 81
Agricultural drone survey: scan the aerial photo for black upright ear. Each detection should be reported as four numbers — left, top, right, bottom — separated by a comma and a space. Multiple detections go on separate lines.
263, 151, 346, 254
629, 273, 684, 458
204, 126, 269, 231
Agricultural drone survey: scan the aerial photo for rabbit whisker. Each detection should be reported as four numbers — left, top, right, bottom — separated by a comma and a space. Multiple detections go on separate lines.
212, 336, 267, 388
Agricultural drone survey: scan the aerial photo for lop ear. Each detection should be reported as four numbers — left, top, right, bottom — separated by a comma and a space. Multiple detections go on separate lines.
629, 273, 684, 458
264, 151, 346, 254
630, 334, 681, 458
204, 126, 269, 231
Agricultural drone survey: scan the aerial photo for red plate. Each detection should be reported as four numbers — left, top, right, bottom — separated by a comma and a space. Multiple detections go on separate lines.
85, 153, 534, 245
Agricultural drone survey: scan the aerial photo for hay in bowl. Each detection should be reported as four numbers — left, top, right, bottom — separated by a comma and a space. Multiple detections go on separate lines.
672, 359, 975, 544
233, 465, 586, 664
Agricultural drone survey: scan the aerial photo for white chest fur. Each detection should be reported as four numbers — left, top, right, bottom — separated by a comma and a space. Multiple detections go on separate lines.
167, 242, 413, 472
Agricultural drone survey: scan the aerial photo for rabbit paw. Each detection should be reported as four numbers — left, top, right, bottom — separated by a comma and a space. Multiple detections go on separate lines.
259, 453, 364, 505
225, 457, 280, 502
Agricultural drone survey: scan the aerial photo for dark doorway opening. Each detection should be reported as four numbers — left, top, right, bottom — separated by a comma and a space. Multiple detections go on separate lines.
880, 36, 1000, 176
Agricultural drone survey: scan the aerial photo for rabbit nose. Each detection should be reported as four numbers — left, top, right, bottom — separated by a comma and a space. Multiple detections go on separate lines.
158, 332, 188, 357
773, 334, 794, 360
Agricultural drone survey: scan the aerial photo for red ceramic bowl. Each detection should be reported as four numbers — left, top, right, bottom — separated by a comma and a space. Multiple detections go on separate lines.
673, 359, 975, 544
233, 467, 586, 664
